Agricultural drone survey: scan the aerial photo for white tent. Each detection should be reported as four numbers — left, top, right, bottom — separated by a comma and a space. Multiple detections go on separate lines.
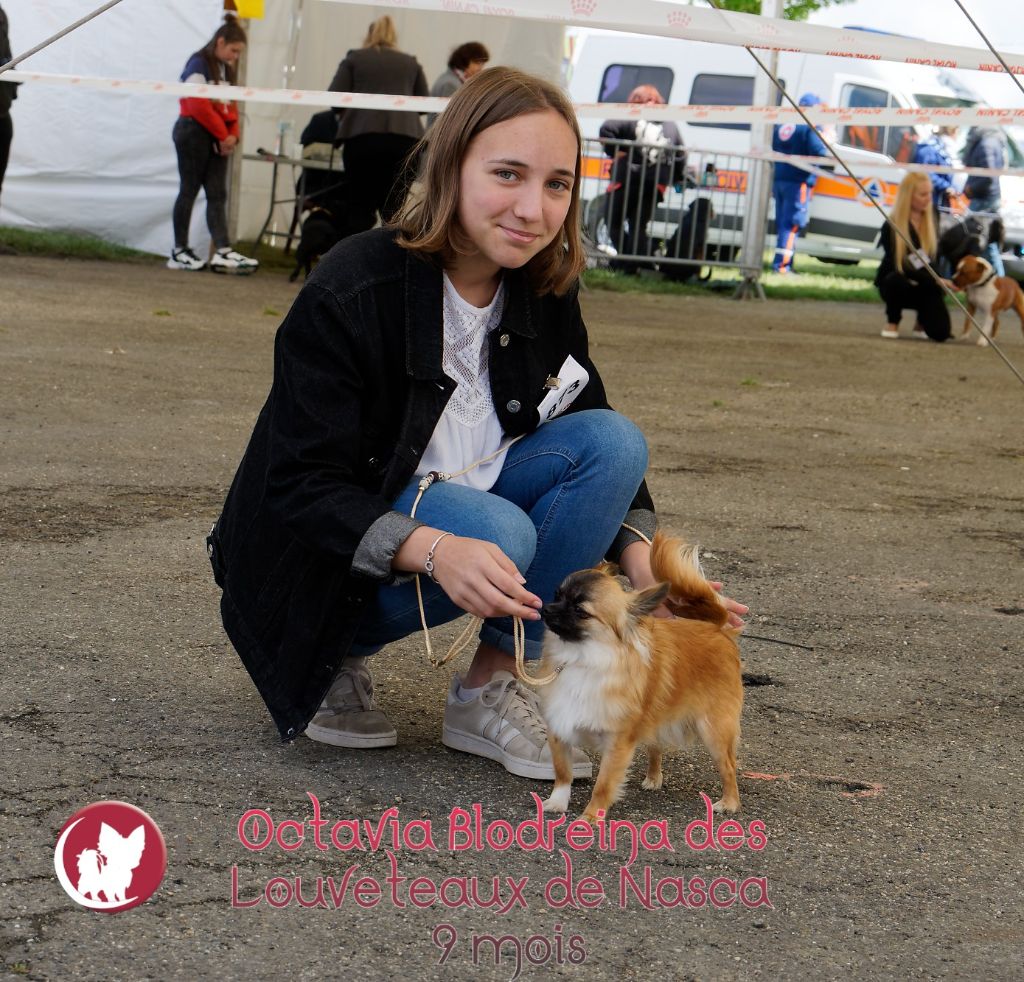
1, 1, 563, 255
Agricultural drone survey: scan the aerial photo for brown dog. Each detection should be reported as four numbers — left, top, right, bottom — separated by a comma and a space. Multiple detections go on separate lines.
538, 533, 743, 824
952, 254, 1024, 346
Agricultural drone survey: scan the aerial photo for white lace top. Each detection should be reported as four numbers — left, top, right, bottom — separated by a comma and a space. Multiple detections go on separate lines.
416, 274, 509, 491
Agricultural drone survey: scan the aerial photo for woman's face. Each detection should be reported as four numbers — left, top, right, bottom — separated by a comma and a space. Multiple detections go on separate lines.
910, 181, 931, 214
215, 39, 245, 66
454, 109, 578, 280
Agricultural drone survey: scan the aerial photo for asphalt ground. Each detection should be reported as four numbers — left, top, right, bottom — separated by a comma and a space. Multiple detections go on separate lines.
1, 255, 1022, 981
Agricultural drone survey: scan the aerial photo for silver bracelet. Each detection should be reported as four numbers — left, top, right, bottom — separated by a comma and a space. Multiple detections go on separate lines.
424, 531, 454, 584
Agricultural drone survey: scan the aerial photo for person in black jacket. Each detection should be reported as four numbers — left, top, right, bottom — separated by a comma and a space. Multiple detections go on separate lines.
0, 3, 18, 203
598, 85, 685, 271
328, 15, 429, 229
209, 67, 745, 778
875, 171, 954, 341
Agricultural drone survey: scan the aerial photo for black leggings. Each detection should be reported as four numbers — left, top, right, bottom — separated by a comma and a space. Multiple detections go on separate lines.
172, 117, 229, 249
0, 113, 11, 200
877, 272, 951, 342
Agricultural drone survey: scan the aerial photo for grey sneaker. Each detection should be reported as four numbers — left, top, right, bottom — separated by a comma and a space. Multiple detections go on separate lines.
305, 658, 397, 748
442, 671, 592, 781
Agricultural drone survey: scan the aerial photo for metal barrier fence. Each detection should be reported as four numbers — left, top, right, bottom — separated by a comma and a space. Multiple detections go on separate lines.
580, 139, 1021, 284
581, 137, 752, 280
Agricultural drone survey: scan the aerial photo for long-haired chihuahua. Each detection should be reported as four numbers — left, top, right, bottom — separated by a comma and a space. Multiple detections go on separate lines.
538, 532, 743, 823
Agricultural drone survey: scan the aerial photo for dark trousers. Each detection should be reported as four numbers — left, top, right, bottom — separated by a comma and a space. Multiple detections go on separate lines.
341, 133, 419, 232
773, 181, 811, 272
877, 272, 951, 341
0, 113, 11, 201
172, 117, 229, 249
602, 167, 663, 269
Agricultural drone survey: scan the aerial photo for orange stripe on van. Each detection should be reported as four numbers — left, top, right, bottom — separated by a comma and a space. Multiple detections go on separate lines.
582, 155, 612, 180
581, 153, 899, 207
814, 174, 898, 207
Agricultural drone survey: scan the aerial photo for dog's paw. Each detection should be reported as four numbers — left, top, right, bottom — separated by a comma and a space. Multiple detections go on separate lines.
542, 785, 571, 813
712, 797, 740, 814
641, 774, 663, 791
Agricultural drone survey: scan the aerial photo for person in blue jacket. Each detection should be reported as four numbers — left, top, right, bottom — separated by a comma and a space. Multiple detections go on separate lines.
771, 92, 828, 274
912, 128, 956, 209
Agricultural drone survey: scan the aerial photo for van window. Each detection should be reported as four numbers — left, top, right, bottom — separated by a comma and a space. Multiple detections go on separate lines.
688, 73, 786, 131
839, 82, 915, 162
598, 65, 673, 104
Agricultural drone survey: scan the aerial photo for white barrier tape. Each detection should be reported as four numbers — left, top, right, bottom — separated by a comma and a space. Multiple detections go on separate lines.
321, 0, 1024, 75
589, 139, 1024, 180
742, 147, 1023, 181
575, 102, 1024, 126
1, 69, 449, 113
8, 69, 1024, 128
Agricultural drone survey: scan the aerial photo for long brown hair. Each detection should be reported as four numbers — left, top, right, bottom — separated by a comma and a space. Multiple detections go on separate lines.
200, 16, 247, 86
394, 67, 586, 297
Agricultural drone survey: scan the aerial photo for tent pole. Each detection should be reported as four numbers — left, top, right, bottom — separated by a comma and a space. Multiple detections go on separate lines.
733, 0, 781, 300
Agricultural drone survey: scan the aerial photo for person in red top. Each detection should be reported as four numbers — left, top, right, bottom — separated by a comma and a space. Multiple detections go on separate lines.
169, 16, 257, 273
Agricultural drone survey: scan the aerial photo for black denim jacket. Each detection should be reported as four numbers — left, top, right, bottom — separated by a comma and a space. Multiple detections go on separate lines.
210, 228, 655, 740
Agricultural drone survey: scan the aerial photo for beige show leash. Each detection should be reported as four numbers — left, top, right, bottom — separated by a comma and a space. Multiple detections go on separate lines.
408, 434, 565, 685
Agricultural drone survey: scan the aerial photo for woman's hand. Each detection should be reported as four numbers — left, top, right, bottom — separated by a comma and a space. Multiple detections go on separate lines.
394, 528, 542, 621
219, 135, 238, 155
708, 581, 749, 629
618, 539, 748, 627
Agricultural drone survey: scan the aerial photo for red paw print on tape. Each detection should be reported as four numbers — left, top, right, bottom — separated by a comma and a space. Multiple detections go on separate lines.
760, 22, 779, 36
571, 0, 597, 17
667, 10, 692, 27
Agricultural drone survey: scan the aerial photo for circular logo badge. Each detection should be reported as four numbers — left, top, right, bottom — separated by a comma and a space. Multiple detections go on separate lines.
777, 123, 796, 142
54, 801, 167, 912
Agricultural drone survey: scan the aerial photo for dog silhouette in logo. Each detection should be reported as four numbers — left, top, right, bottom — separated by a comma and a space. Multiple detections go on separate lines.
76, 822, 145, 903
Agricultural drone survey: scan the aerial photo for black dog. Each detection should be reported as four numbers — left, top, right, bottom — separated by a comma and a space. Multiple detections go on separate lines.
662, 196, 715, 282
938, 212, 1004, 269
290, 208, 344, 282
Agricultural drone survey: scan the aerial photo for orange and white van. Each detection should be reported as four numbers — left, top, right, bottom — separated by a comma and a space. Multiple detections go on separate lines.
565, 27, 1024, 274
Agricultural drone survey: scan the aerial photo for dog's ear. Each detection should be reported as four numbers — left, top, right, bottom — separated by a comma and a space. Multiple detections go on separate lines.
630, 582, 670, 618
595, 560, 621, 578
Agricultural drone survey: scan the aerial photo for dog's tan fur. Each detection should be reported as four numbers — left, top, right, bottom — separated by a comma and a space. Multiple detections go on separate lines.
538, 533, 743, 823
952, 254, 1024, 346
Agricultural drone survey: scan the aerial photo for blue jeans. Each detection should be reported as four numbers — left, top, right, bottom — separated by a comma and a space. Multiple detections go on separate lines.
350, 409, 649, 661
968, 194, 1005, 276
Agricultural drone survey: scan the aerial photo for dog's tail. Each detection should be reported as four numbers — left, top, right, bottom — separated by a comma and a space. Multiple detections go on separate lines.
650, 531, 731, 628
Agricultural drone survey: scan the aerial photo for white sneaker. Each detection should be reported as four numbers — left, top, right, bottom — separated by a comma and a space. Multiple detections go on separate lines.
442, 671, 592, 781
209, 247, 259, 274
167, 247, 206, 271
